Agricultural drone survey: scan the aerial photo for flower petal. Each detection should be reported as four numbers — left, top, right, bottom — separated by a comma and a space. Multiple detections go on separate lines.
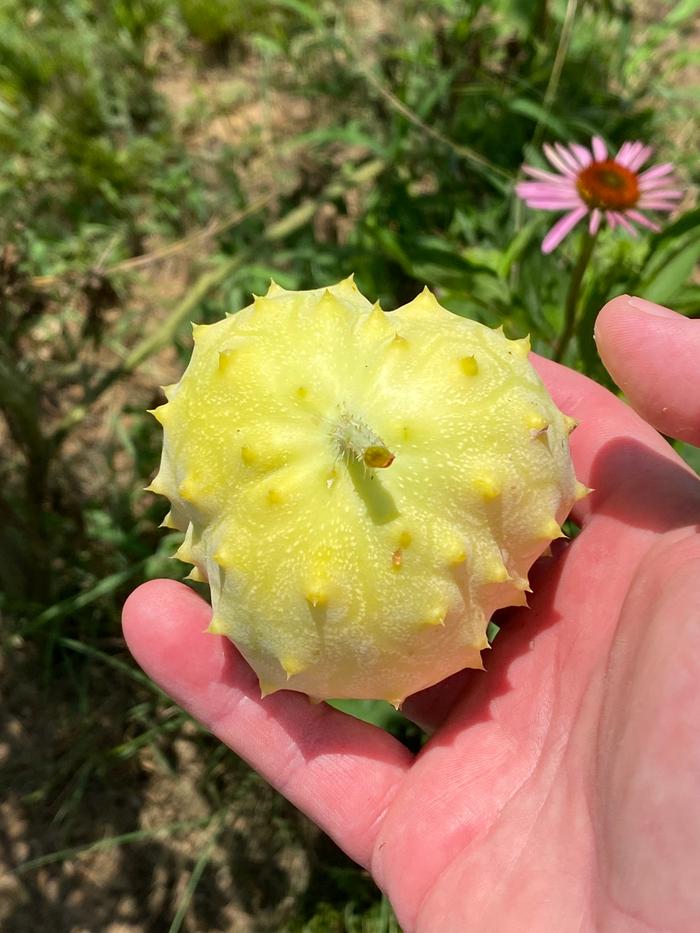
613, 212, 637, 235
640, 177, 681, 193
554, 142, 582, 173
616, 141, 643, 168
517, 193, 582, 206
516, 177, 583, 209
637, 199, 679, 212
626, 145, 653, 173
626, 210, 661, 233
543, 143, 576, 177
570, 143, 593, 168
591, 136, 607, 162
615, 142, 633, 166
526, 199, 585, 210
606, 210, 618, 230
516, 182, 578, 196
518, 191, 583, 201
638, 191, 683, 209
589, 208, 602, 235
541, 207, 588, 254
638, 162, 675, 182
522, 165, 572, 184
639, 188, 683, 200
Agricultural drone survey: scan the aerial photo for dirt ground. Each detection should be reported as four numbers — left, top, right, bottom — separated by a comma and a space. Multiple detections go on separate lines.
0, 643, 374, 932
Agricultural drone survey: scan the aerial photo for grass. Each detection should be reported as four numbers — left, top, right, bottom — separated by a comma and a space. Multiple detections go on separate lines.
1, 1, 698, 929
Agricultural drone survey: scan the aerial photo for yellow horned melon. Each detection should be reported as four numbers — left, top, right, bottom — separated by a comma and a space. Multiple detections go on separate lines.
148, 277, 581, 705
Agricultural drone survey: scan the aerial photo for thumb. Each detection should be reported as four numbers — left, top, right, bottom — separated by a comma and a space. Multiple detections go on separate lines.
594, 296, 700, 446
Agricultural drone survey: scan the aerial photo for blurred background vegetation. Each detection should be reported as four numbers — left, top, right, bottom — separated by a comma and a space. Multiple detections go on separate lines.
0, 0, 698, 930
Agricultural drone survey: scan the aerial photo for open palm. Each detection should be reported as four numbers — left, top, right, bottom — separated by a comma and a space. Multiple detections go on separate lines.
124, 296, 700, 932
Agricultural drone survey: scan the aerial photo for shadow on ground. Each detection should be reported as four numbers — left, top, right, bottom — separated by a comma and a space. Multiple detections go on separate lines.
0, 643, 382, 932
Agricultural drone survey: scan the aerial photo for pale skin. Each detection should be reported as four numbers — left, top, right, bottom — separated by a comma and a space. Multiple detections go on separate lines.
123, 295, 700, 932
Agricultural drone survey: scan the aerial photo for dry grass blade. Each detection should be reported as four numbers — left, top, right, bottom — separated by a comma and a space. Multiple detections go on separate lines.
30, 193, 278, 288
13, 817, 214, 875
531, 0, 580, 149
167, 811, 226, 933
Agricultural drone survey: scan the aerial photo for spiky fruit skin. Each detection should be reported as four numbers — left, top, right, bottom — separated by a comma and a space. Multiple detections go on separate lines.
149, 278, 581, 705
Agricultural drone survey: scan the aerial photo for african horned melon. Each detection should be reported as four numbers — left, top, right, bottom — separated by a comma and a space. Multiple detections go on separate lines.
148, 278, 583, 705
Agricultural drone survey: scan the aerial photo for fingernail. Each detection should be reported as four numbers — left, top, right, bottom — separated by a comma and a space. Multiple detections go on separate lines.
626, 296, 679, 319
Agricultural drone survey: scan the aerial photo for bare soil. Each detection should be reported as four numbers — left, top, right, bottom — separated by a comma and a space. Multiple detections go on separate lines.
0, 644, 371, 932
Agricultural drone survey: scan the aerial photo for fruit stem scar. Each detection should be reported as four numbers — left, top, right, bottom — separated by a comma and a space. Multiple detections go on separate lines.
364, 445, 395, 468
332, 409, 395, 470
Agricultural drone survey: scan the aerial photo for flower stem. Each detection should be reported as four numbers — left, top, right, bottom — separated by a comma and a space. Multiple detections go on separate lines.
553, 229, 597, 363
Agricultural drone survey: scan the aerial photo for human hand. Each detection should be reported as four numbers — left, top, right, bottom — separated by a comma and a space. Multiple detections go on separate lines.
123, 295, 700, 932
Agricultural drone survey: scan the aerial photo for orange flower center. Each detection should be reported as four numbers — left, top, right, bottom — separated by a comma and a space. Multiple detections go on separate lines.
576, 159, 639, 210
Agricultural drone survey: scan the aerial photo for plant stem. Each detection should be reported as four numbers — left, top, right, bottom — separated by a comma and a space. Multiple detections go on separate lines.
532, 0, 579, 151
553, 228, 597, 363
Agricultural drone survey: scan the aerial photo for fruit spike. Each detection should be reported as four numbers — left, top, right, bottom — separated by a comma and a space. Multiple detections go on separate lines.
147, 279, 580, 702
186, 566, 207, 583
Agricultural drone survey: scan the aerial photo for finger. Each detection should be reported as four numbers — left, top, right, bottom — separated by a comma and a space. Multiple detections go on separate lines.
531, 353, 699, 528
122, 579, 412, 868
594, 295, 700, 446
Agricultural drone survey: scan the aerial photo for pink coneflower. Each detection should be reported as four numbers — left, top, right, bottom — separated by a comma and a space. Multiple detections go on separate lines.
516, 137, 682, 253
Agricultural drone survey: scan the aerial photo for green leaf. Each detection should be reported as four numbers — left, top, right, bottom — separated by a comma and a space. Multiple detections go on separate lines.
676, 441, 700, 475
575, 266, 626, 386
497, 221, 540, 279
32, 561, 148, 627
265, 200, 317, 240
640, 236, 700, 305
667, 0, 700, 25
507, 98, 569, 138
289, 122, 388, 156
249, 34, 285, 59
413, 69, 455, 121
379, 235, 500, 289
650, 208, 700, 248
329, 699, 406, 732
410, 242, 497, 276
270, 0, 324, 27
